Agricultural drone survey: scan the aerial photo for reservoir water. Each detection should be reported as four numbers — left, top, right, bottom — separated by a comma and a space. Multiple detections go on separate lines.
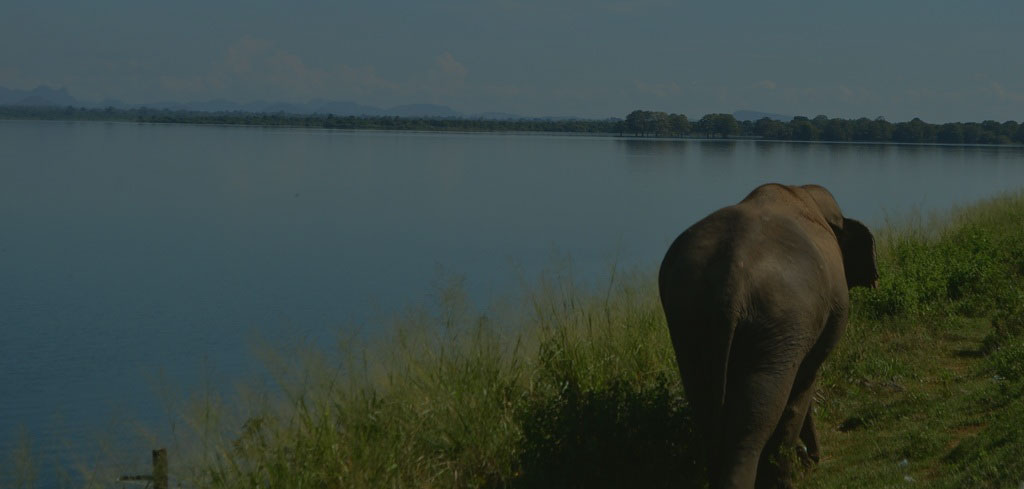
2, 119, 1023, 482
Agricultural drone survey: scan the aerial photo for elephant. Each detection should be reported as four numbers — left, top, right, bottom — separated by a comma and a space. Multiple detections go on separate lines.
658, 183, 878, 489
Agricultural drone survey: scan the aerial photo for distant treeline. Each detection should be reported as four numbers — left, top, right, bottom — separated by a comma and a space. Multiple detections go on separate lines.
622, 110, 1024, 145
2, 105, 1023, 145
0, 105, 620, 133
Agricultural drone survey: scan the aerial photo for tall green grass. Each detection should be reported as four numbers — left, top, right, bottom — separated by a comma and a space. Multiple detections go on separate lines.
154, 266, 695, 489
141, 191, 1024, 488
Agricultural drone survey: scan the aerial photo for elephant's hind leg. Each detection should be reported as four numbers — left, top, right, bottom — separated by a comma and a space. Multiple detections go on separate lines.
713, 350, 802, 489
799, 407, 820, 464
756, 328, 836, 487
754, 379, 816, 489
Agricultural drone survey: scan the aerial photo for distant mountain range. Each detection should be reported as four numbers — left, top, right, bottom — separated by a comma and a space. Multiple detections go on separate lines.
0, 85, 528, 120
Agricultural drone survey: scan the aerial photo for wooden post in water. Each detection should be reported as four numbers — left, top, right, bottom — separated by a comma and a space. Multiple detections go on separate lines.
152, 448, 168, 489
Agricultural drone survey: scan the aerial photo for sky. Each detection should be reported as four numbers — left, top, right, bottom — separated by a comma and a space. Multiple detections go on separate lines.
2, 0, 1022, 122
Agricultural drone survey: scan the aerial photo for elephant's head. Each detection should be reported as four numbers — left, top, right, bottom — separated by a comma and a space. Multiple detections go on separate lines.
800, 185, 879, 289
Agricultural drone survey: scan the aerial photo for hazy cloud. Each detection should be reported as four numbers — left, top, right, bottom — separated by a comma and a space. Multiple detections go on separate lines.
0, 67, 32, 89
156, 38, 476, 105
492, 0, 670, 14
435, 53, 468, 80
591, 0, 673, 14
481, 83, 523, 97
158, 75, 208, 96
420, 52, 469, 102
836, 84, 872, 104
987, 82, 1024, 103
220, 37, 328, 96
158, 37, 340, 100
634, 81, 683, 98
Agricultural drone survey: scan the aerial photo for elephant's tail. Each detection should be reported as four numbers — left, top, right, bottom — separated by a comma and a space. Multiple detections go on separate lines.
658, 248, 740, 441
711, 310, 738, 419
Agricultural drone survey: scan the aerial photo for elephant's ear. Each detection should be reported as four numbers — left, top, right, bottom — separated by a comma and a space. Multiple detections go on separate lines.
839, 218, 879, 289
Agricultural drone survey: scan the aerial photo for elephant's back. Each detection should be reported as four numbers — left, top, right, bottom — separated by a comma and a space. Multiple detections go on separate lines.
659, 205, 758, 301
659, 204, 830, 307
660, 204, 768, 270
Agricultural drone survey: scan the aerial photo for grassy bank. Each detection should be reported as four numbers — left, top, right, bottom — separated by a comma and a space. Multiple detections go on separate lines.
117, 191, 1024, 488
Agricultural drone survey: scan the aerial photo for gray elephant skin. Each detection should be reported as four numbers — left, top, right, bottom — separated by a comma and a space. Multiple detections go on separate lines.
658, 183, 878, 489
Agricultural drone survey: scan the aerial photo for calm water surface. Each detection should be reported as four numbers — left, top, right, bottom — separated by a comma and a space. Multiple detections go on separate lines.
2, 120, 1023, 481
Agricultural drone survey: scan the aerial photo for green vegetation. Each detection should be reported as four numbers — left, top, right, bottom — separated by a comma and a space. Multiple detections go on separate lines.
0, 105, 622, 134
77, 190, 1021, 488
623, 110, 1024, 144
3, 105, 1023, 145
751, 115, 1024, 145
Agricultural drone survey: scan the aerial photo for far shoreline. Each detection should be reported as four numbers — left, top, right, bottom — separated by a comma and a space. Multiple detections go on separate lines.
2, 105, 1023, 148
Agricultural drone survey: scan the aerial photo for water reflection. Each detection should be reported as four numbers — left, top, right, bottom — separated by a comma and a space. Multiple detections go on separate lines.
786, 141, 812, 156
753, 140, 777, 156
618, 137, 688, 156
849, 142, 891, 158
693, 139, 738, 156
825, 142, 854, 157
